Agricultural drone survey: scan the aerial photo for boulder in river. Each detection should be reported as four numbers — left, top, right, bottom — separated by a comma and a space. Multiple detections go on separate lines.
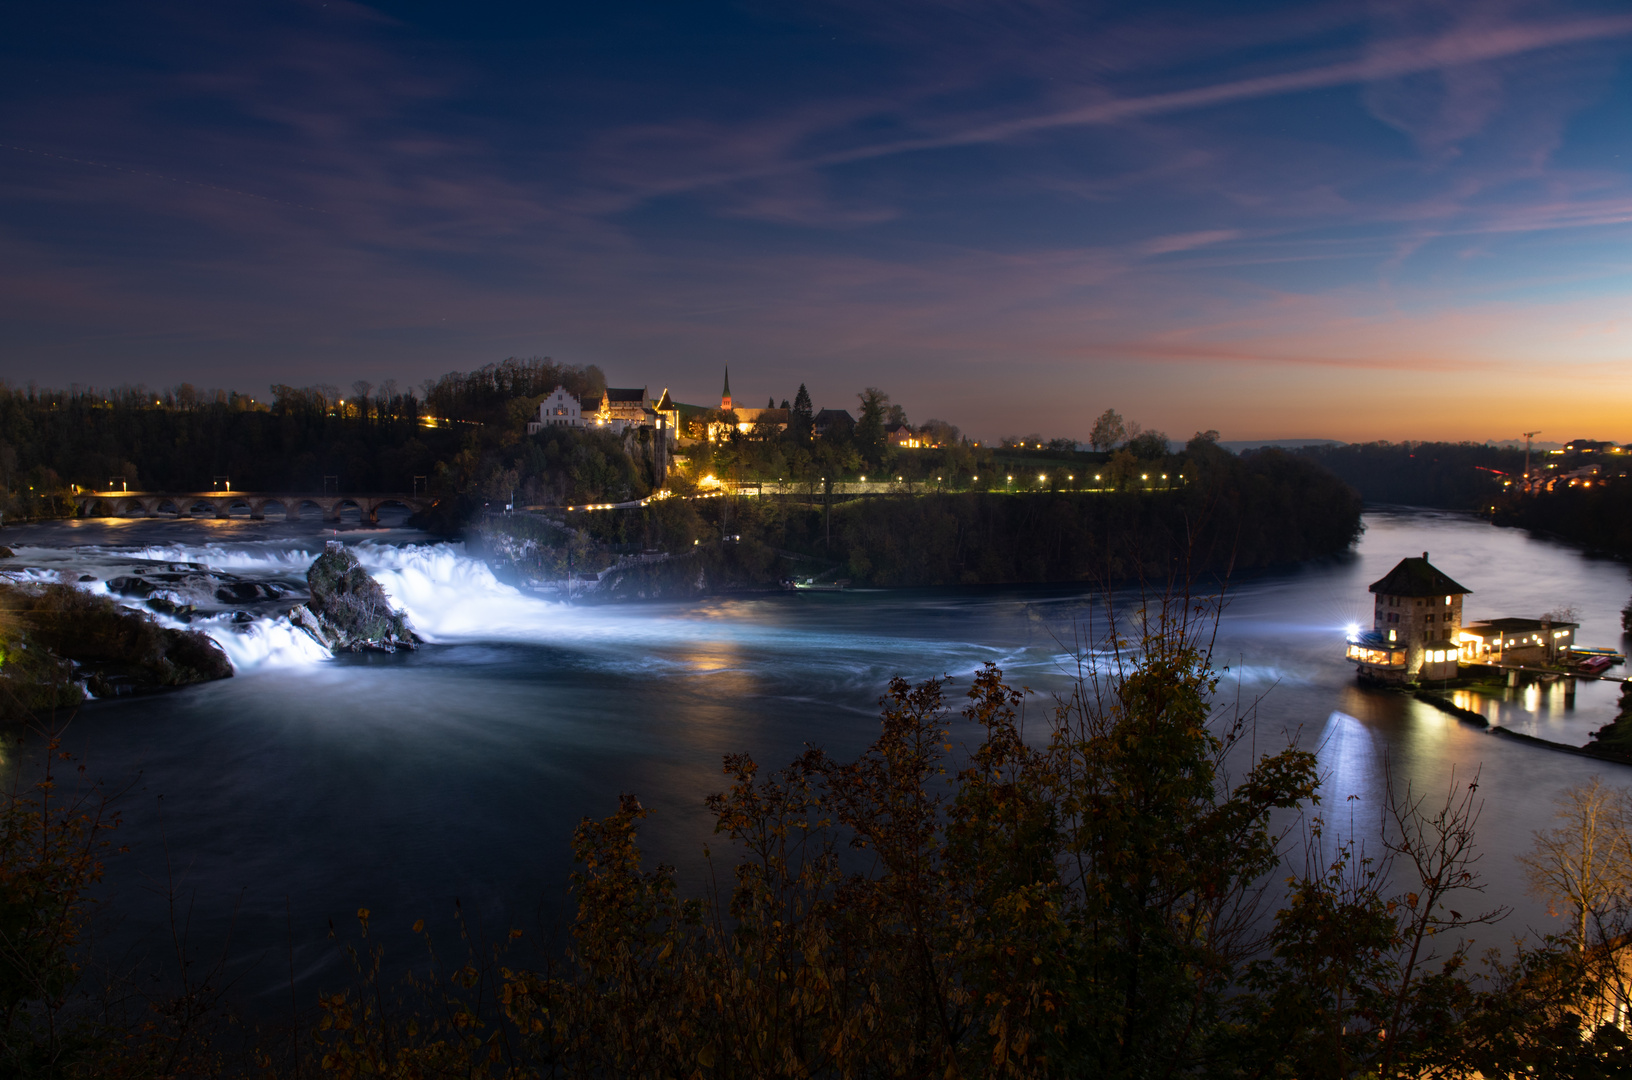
296, 542, 418, 653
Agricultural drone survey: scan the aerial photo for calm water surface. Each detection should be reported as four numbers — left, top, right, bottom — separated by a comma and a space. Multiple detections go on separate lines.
4, 508, 1630, 1000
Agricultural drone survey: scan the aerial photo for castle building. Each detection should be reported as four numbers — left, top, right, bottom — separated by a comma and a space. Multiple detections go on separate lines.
583, 386, 678, 446
526, 386, 582, 434
1346, 552, 1470, 684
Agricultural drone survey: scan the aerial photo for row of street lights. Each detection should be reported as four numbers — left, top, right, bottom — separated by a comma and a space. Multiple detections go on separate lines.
752, 472, 1180, 490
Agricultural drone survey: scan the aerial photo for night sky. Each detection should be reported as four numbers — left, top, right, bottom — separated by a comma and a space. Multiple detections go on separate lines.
4, 1, 1631, 441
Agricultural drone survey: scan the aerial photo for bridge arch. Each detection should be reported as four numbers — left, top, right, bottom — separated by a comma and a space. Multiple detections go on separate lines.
371, 498, 416, 525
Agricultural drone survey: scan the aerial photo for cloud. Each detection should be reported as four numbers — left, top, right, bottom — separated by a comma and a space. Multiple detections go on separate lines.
621, 12, 1632, 199
1141, 230, 1243, 256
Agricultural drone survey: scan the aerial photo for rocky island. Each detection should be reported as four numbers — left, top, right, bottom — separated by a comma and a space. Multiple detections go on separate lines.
292, 542, 419, 653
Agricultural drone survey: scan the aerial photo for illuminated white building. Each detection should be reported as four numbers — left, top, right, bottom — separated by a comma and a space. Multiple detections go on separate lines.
526, 387, 582, 433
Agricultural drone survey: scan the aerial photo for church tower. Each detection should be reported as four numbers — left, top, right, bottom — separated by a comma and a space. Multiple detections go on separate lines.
720, 367, 733, 411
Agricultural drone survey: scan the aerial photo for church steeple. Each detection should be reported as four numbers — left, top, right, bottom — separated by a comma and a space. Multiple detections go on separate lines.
720, 366, 732, 411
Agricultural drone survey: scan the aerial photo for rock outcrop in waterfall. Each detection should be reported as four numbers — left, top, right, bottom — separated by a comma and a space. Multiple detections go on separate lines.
294, 542, 419, 653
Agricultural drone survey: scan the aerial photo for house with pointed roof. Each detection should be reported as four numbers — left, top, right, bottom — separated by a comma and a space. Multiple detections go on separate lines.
813, 408, 854, 438
1346, 552, 1471, 684
526, 386, 582, 434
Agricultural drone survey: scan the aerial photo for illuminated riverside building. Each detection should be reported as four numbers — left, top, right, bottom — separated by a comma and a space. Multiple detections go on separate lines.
1458, 616, 1577, 665
1346, 553, 1470, 685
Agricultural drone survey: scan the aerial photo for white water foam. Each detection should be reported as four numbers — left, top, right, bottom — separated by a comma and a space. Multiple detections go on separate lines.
26, 537, 984, 678
188, 613, 334, 669
131, 542, 317, 576
350, 542, 550, 644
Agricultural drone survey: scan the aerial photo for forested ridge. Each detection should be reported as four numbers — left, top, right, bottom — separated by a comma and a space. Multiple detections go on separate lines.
483, 440, 1363, 593
1294, 441, 1525, 510
1295, 440, 1632, 562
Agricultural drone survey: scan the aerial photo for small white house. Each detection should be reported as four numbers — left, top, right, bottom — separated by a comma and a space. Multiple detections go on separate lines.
527, 387, 582, 434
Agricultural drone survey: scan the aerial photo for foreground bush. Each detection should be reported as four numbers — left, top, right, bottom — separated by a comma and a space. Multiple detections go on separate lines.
295, 601, 1632, 1078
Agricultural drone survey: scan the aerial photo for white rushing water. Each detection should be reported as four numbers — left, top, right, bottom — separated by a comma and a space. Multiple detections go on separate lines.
5, 537, 557, 669
19, 536, 954, 674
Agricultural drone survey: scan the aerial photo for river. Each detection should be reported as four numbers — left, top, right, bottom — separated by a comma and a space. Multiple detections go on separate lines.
2, 507, 1630, 1003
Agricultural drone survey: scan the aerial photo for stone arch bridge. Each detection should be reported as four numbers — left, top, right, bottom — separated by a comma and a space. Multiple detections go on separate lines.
72, 491, 436, 524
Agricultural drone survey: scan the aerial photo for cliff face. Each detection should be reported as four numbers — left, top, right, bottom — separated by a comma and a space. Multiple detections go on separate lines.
294, 543, 418, 653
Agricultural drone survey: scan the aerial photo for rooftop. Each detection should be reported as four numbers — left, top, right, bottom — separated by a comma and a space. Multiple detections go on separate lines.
1368, 553, 1471, 597
1464, 617, 1579, 634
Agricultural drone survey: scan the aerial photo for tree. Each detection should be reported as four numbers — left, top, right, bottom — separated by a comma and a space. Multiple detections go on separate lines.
1090, 408, 1126, 451
1126, 429, 1170, 459
855, 388, 889, 465
1, 737, 125, 1076
790, 384, 814, 441
1519, 778, 1632, 952
521, 599, 1327, 1078
919, 418, 960, 446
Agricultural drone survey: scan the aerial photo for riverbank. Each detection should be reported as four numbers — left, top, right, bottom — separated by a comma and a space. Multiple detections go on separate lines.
0, 582, 232, 720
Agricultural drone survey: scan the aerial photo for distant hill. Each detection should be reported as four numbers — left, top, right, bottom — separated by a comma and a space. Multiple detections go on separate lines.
1220, 438, 1345, 453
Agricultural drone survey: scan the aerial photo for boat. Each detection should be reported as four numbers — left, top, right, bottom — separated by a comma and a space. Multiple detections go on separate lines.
1578, 655, 1614, 675
1568, 645, 1625, 662
795, 579, 850, 592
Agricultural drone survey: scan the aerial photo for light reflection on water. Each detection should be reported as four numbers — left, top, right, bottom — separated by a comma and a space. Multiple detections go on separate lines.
2, 508, 1630, 1002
